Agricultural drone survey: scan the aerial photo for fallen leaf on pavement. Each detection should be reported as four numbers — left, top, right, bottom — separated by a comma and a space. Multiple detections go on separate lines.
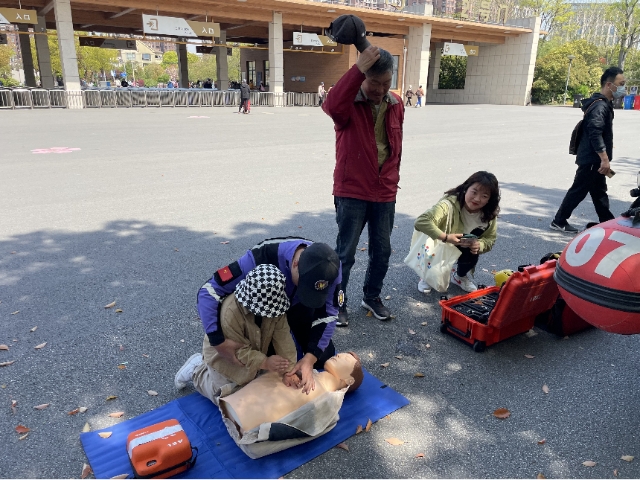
525, 329, 538, 338
365, 419, 373, 432
11, 311, 19, 315
104, 301, 116, 309
69, 409, 79, 415
15, 425, 30, 434
34, 342, 47, 350
11, 400, 17, 414
380, 363, 390, 368
355, 425, 363, 434
30, 326, 37, 332
409, 329, 416, 335
582, 461, 596, 467
34, 404, 49, 410
106, 396, 117, 401
621, 455, 634, 462
524, 354, 535, 359
385, 295, 391, 300
425, 344, 431, 349
395, 355, 403, 360
142, 354, 149, 358
614, 469, 619, 476
119, 345, 124, 351
336, 442, 349, 452
148, 390, 158, 396
493, 408, 511, 419
414, 372, 425, 378
19, 433, 29, 440
359, 247, 366, 251
99, 432, 113, 438
109, 412, 124, 418
368, 353, 373, 358
482, 268, 489, 272
117, 365, 126, 370
366, 311, 372, 317
81, 463, 92, 479
537, 439, 546, 445
83, 423, 91, 432
79, 407, 88, 413
115, 309, 123, 313
542, 385, 550, 394
0, 344, 9, 350
385, 438, 404, 446
0, 361, 16, 367
421, 322, 427, 326
415, 453, 425, 458
220, 241, 230, 245
537, 474, 546, 479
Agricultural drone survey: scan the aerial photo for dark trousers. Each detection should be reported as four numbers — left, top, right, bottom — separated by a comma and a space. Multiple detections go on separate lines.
554, 164, 614, 225
456, 246, 479, 277
405, 98, 412, 106
271, 303, 335, 369
334, 196, 395, 303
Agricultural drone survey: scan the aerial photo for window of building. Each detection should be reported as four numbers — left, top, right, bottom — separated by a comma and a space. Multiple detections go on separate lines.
141, 53, 151, 61
246, 60, 256, 85
391, 55, 399, 90
126, 52, 135, 60
263, 60, 270, 86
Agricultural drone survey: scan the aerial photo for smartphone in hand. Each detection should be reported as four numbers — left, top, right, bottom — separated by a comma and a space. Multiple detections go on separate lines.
460, 233, 477, 246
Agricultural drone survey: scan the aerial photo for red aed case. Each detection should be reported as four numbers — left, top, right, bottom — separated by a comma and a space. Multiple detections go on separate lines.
439, 261, 559, 351
126, 419, 197, 479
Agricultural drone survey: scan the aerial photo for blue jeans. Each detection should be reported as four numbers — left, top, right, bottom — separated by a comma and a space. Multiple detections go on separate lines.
334, 196, 395, 302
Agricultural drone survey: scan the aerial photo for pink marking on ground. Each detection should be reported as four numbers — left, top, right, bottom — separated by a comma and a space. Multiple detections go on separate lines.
31, 147, 82, 154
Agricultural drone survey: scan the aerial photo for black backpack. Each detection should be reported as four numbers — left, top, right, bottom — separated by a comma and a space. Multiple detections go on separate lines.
569, 99, 603, 155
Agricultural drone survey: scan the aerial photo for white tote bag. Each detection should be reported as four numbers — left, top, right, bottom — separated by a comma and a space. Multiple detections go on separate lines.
404, 200, 462, 292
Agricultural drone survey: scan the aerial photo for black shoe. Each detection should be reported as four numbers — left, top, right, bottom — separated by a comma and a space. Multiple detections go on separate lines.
336, 305, 349, 327
361, 297, 392, 321
550, 221, 579, 233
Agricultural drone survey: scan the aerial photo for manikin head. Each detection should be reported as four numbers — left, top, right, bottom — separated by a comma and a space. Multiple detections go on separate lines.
324, 352, 363, 393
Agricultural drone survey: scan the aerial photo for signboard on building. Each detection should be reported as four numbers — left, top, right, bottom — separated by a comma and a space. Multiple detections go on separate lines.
142, 14, 220, 38
0, 8, 38, 25
293, 33, 337, 47
442, 42, 479, 56
196, 46, 215, 54
79, 37, 137, 50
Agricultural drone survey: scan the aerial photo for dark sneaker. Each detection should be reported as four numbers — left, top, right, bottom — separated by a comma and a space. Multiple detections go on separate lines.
336, 305, 349, 327
550, 221, 579, 233
361, 297, 392, 321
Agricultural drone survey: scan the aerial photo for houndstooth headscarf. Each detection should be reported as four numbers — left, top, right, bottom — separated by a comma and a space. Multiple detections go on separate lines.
235, 264, 290, 318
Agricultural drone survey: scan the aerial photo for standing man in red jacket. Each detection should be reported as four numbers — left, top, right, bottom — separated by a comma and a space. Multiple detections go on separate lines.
322, 45, 404, 326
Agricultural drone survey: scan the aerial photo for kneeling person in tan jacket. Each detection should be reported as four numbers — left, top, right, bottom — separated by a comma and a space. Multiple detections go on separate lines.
175, 264, 297, 404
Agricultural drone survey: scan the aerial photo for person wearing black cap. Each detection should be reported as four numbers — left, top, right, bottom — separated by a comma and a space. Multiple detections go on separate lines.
322, 16, 404, 326
191, 237, 342, 395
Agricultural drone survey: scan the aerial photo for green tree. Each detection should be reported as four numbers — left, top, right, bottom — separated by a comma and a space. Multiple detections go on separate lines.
519, 0, 574, 39
161, 51, 178, 67
531, 40, 603, 104
438, 56, 467, 89
607, 0, 640, 68
188, 53, 217, 82
228, 47, 240, 82
77, 43, 118, 82
0, 44, 13, 78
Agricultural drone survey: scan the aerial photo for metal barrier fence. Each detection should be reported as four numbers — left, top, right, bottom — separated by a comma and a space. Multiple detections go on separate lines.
0, 88, 324, 110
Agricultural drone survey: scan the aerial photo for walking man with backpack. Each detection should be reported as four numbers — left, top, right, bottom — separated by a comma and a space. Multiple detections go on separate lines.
551, 66, 626, 233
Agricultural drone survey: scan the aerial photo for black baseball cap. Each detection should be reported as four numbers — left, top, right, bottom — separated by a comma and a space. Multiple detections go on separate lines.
297, 243, 340, 309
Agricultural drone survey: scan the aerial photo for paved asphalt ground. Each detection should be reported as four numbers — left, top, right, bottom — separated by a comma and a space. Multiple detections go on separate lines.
0, 102, 638, 479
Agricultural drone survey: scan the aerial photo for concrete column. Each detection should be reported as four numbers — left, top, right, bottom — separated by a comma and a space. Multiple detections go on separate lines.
268, 12, 284, 94
18, 25, 37, 87
216, 30, 229, 90
177, 42, 189, 88
53, 0, 83, 107
35, 16, 55, 89
404, 24, 431, 101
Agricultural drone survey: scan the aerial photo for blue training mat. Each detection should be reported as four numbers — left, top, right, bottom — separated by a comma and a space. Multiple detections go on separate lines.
80, 369, 409, 479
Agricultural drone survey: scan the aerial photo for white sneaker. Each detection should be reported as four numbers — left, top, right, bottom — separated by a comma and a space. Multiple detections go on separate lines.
451, 272, 478, 293
174, 353, 203, 389
417, 279, 432, 293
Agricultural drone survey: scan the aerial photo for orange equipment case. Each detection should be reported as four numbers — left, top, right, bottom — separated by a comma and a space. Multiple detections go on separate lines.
126, 419, 197, 479
439, 261, 559, 352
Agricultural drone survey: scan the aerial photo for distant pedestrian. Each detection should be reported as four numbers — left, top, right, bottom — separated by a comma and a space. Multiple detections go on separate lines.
259, 81, 266, 92
551, 66, 626, 233
415, 85, 424, 107
405, 85, 413, 106
240, 80, 251, 113
318, 81, 326, 106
